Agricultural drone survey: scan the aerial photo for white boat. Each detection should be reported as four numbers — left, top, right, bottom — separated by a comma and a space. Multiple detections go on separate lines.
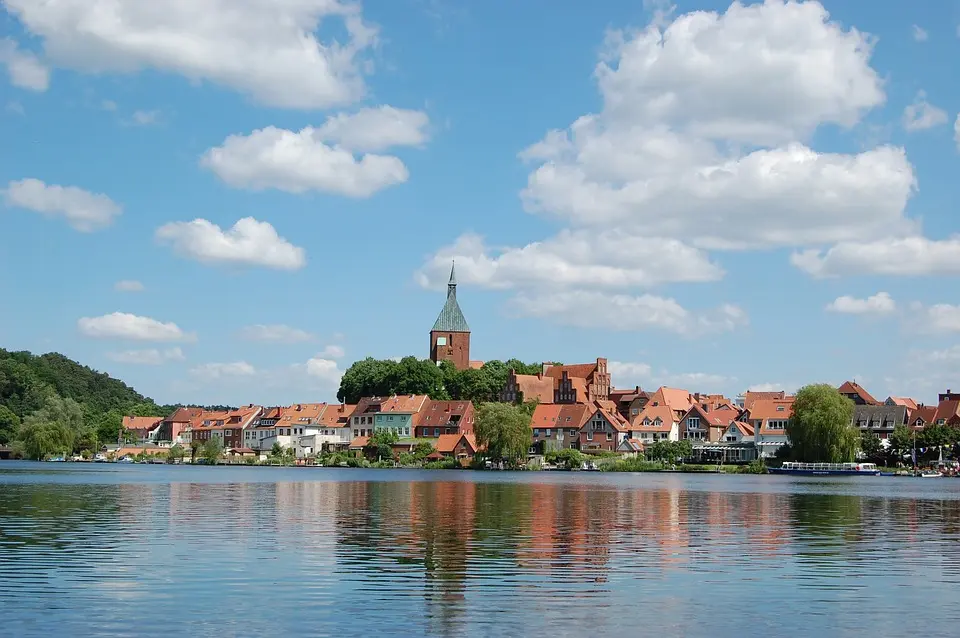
918, 470, 942, 478
769, 462, 881, 476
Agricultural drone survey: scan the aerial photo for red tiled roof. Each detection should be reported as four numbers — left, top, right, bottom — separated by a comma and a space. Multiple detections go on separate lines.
619, 438, 644, 452
910, 406, 937, 427
728, 421, 755, 437
887, 396, 919, 410
318, 403, 356, 427
122, 416, 163, 433
838, 381, 879, 405
634, 404, 677, 431
468, 360, 484, 370
349, 436, 369, 449
543, 362, 598, 381
279, 403, 324, 424
742, 391, 786, 410
379, 394, 429, 413
933, 400, 960, 424
166, 407, 202, 423
594, 407, 628, 432
650, 386, 694, 414
416, 400, 474, 427
748, 398, 795, 421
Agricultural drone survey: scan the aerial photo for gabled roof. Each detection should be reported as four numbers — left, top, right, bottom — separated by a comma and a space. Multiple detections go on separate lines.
933, 400, 960, 424
165, 407, 202, 423
634, 404, 677, 431
432, 263, 470, 332
726, 421, 755, 437
747, 398, 795, 422
683, 405, 739, 428
649, 386, 694, 414
543, 362, 598, 381
279, 403, 323, 423
618, 438, 644, 452
591, 407, 627, 432
886, 396, 919, 410
318, 404, 356, 427
742, 391, 786, 410
838, 381, 879, 405
436, 433, 478, 454
122, 416, 163, 433
417, 400, 474, 426
530, 404, 592, 430
380, 394, 429, 414
910, 405, 937, 427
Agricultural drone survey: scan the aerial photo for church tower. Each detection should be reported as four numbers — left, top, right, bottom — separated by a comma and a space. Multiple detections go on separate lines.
430, 262, 471, 370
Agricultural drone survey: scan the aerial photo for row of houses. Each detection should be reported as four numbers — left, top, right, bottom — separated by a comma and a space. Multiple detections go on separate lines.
122, 357, 960, 463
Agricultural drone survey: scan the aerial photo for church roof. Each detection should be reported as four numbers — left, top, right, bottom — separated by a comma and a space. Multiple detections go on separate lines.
432, 262, 470, 332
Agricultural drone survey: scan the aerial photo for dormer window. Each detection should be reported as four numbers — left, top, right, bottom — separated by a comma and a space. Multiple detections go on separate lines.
776, 406, 785, 412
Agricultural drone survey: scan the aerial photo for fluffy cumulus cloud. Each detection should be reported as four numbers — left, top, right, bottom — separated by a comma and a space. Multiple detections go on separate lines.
911, 25, 928, 42
415, 231, 723, 290
238, 324, 317, 343
825, 292, 896, 315
792, 237, 960, 277
155, 217, 306, 270
0, 37, 49, 90
190, 362, 256, 378
509, 291, 747, 337
902, 91, 948, 131
3, 178, 122, 231
305, 356, 344, 387
114, 280, 145, 292
78, 312, 194, 342
317, 344, 345, 359
201, 125, 414, 197
315, 106, 430, 152
107, 347, 184, 365
910, 303, 960, 334
3, 0, 376, 108
516, 0, 915, 250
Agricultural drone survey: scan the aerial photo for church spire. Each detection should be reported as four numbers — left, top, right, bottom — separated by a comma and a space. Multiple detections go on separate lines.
447, 260, 457, 298
432, 260, 469, 332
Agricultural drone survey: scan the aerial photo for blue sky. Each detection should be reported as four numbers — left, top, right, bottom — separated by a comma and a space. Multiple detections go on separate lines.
2, 0, 960, 407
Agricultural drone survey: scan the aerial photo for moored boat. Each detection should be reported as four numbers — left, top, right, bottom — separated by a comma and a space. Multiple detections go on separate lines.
769, 462, 881, 476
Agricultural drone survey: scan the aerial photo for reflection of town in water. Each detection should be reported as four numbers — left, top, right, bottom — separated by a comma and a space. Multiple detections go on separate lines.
4, 474, 960, 636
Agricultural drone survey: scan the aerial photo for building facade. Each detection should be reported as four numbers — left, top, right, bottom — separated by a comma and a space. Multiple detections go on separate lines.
430, 262, 471, 370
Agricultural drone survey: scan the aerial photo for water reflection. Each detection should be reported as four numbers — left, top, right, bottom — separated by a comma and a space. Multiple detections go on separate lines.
2, 468, 960, 637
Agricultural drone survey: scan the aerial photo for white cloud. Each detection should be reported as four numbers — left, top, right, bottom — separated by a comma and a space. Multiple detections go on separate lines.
609, 360, 733, 392
0, 38, 49, 91
792, 236, 960, 277
7, 101, 24, 115
114, 280, 145, 292
155, 217, 306, 270
3, 178, 122, 231
129, 109, 160, 126
315, 105, 430, 152
78, 312, 194, 342
910, 303, 960, 334
201, 126, 410, 197
305, 356, 344, 387
416, 231, 722, 290
516, 1, 916, 251
510, 290, 747, 336
238, 324, 316, 343
825, 292, 896, 315
747, 383, 787, 393
912, 25, 928, 42
902, 91, 947, 131
4, 0, 376, 109
317, 345, 345, 359
190, 361, 256, 379
928, 346, 960, 363
107, 347, 184, 365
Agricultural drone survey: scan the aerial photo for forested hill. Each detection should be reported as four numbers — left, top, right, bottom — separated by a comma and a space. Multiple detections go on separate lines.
0, 348, 169, 446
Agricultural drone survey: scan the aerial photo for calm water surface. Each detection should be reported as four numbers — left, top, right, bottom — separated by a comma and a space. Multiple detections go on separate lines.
2, 462, 960, 637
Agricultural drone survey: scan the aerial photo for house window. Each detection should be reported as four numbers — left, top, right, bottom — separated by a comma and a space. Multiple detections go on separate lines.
533, 429, 540, 437
404, 428, 410, 436
389, 416, 394, 421
545, 429, 551, 437
353, 429, 358, 437
632, 409, 639, 416
569, 429, 578, 436
688, 417, 700, 429
606, 433, 612, 441
434, 428, 440, 436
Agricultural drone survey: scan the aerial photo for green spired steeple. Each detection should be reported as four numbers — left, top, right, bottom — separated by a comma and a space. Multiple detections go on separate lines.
432, 261, 470, 332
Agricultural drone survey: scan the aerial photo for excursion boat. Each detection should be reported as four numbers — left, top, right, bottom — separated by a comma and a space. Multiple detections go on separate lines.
769, 462, 881, 476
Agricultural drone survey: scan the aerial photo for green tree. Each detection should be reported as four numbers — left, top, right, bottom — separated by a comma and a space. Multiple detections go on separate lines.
888, 424, 913, 465
0, 405, 20, 445
386, 357, 449, 399
201, 438, 224, 464
16, 395, 85, 460
365, 430, 399, 461
474, 402, 532, 465
545, 448, 584, 469
786, 384, 857, 462
167, 444, 186, 464
859, 431, 882, 463
337, 358, 399, 403
413, 440, 435, 461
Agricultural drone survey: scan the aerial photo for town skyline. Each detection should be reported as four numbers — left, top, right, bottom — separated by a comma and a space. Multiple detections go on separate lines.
2, 0, 959, 407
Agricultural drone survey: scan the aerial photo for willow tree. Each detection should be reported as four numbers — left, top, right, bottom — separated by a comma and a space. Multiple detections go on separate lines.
474, 402, 532, 465
786, 384, 857, 462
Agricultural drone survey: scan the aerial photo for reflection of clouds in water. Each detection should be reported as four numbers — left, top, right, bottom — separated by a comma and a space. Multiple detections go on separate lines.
2, 467, 960, 636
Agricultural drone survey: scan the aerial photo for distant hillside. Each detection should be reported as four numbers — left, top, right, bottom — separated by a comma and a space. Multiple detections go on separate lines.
0, 348, 169, 445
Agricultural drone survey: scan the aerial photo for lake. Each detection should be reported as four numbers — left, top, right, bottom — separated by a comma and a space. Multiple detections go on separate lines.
2, 462, 960, 637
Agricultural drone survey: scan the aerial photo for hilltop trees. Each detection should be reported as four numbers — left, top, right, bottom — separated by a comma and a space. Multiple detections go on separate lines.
786, 384, 857, 463
336, 356, 543, 405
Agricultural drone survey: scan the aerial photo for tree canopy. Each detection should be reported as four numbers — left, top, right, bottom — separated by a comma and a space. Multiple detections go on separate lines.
336, 356, 543, 404
473, 402, 533, 465
0, 348, 171, 455
786, 384, 857, 462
